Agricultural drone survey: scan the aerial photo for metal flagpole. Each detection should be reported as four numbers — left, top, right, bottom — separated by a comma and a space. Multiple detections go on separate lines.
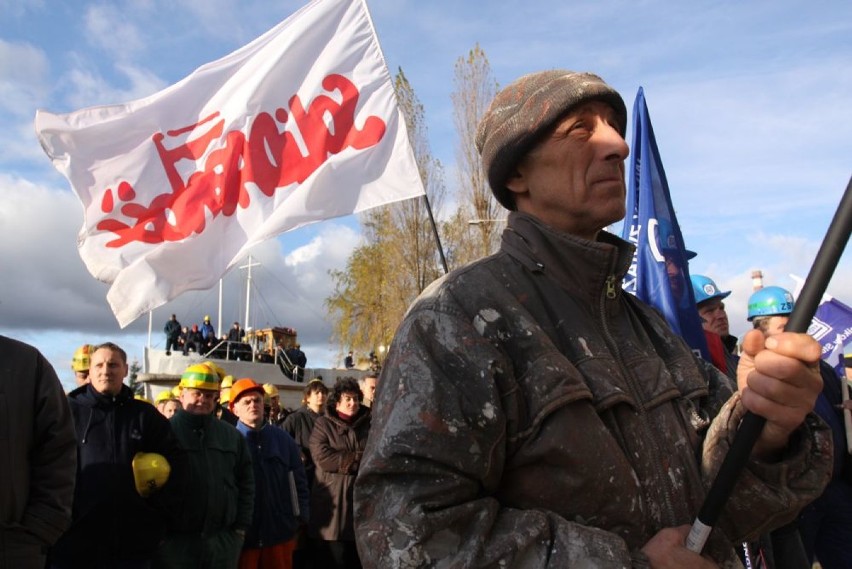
687, 174, 852, 553
422, 194, 448, 275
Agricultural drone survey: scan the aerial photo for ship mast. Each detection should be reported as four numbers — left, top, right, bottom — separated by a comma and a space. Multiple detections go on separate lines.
239, 255, 261, 332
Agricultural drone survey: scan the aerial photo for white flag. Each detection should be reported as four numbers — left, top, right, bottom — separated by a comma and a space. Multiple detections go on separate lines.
35, 0, 424, 327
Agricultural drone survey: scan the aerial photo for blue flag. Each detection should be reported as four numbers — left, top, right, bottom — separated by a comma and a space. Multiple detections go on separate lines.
621, 87, 710, 361
808, 297, 852, 362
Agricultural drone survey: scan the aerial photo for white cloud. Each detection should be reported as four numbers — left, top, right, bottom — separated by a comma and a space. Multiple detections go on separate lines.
84, 4, 146, 60
63, 61, 167, 109
0, 39, 49, 115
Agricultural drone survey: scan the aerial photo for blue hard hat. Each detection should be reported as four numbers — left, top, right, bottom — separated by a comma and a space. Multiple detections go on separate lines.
691, 275, 731, 305
747, 286, 795, 321
657, 218, 697, 260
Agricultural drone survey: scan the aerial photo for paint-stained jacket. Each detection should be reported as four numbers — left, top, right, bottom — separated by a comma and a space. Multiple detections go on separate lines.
354, 212, 832, 568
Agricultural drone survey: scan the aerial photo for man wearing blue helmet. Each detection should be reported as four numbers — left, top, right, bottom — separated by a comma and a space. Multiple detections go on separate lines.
692, 274, 738, 380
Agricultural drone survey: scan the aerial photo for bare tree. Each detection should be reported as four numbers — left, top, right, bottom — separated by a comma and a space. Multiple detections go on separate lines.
326, 68, 446, 358
450, 43, 502, 261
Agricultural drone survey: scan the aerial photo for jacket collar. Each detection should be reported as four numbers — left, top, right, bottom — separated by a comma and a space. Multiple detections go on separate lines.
70, 382, 133, 407
501, 211, 635, 305
173, 408, 215, 428
236, 420, 266, 435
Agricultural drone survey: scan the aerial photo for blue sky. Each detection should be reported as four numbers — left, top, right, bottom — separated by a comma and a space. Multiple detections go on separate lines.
1, 0, 850, 390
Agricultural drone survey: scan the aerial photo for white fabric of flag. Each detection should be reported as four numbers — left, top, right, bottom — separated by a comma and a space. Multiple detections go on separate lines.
35, 0, 424, 327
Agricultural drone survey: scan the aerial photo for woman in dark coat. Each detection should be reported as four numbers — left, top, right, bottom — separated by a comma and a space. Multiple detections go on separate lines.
308, 378, 370, 569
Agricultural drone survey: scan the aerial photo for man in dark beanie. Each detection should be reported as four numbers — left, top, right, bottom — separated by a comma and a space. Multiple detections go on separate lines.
354, 70, 831, 568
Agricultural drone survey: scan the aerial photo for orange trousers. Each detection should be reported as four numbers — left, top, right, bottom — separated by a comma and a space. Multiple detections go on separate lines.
238, 539, 297, 569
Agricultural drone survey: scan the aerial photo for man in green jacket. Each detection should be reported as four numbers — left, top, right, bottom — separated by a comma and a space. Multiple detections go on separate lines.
154, 363, 254, 569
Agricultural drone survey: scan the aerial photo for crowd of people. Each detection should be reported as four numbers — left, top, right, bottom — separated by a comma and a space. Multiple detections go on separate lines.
163, 315, 250, 359
4, 68, 850, 569
4, 337, 378, 569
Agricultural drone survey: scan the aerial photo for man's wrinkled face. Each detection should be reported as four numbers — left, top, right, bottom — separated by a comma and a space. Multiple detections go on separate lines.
233, 391, 264, 428
89, 348, 127, 396
506, 101, 629, 240
698, 299, 730, 337
180, 387, 218, 415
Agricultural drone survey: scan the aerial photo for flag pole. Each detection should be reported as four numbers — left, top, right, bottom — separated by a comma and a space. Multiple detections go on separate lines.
422, 193, 449, 275
687, 174, 852, 553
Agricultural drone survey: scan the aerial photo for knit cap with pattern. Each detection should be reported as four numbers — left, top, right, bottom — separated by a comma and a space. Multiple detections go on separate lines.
475, 70, 626, 210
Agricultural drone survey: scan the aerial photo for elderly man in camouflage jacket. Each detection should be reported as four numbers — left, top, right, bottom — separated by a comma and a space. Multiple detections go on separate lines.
354, 70, 832, 568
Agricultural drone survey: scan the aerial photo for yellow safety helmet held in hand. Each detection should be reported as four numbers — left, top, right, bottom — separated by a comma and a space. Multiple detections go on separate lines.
71, 344, 94, 372
132, 452, 171, 497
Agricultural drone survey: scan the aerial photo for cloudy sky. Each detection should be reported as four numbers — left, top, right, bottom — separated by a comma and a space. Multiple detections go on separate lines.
1, 0, 850, 390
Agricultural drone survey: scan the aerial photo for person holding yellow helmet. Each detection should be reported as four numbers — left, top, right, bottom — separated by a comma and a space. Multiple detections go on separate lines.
132, 452, 171, 498
155, 363, 254, 568
52, 342, 187, 568
70, 344, 93, 386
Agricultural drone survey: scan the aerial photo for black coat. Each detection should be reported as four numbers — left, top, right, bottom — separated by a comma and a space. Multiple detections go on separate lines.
51, 384, 186, 565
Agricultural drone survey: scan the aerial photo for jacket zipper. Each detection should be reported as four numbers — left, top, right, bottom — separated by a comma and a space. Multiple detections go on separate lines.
598, 272, 679, 527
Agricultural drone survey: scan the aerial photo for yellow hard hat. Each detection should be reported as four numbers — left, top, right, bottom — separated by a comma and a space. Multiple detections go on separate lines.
134, 394, 152, 404
221, 375, 234, 389
220, 387, 232, 404
203, 361, 227, 381
179, 363, 220, 391
71, 344, 94, 372
132, 452, 171, 497
154, 390, 173, 404
171, 385, 182, 398
262, 383, 279, 399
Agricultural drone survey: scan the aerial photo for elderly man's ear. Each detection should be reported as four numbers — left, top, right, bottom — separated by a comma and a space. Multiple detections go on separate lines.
505, 169, 528, 196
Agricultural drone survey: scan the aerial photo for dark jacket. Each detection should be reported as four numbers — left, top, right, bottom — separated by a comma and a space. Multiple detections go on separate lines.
0, 336, 76, 569
236, 421, 309, 548
309, 406, 370, 541
52, 384, 185, 566
155, 409, 254, 569
282, 406, 321, 482
164, 318, 181, 339
354, 212, 832, 568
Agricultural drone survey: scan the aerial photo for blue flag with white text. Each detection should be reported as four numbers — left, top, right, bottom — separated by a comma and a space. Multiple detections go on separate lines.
808, 297, 852, 362
621, 87, 710, 361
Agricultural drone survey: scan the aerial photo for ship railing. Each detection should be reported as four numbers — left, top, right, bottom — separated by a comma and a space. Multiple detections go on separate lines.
203, 339, 254, 362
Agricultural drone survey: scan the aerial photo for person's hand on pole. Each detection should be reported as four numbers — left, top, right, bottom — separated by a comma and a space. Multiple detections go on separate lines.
642, 526, 720, 568
736, 329, 823, 461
